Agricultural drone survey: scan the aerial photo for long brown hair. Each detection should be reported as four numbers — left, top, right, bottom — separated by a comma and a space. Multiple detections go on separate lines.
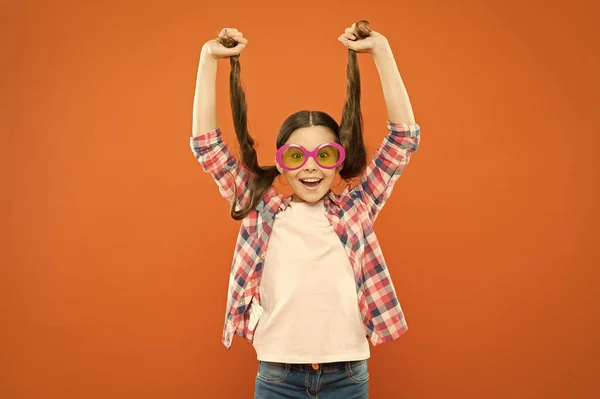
218, 20, 371, 220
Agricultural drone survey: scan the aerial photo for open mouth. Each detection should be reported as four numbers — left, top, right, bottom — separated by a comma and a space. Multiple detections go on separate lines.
299, 178, 323, 189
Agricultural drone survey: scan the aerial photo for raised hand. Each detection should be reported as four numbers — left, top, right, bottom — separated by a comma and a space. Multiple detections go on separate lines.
337, 21, 389, 55
203, 28, 248, 60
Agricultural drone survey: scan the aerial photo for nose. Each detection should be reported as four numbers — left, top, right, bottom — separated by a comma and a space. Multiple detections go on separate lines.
303, 156, 318, 171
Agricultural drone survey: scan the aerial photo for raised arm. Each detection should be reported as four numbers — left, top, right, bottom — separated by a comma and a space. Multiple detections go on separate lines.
192, 46, 218, 135
339, 24, 421, 222
193, 29, 247, 135
372, 40, 416, 125
190, 29, 251, 208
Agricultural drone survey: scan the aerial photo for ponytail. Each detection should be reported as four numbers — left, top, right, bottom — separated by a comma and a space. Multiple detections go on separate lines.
217, 20, 370, 220
218, 35, 279, 220
339, 20, 370, 180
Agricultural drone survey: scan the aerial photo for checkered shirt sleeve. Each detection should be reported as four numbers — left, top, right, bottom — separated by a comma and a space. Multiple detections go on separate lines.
356, 121, 421, 223
190, 127, 251, 209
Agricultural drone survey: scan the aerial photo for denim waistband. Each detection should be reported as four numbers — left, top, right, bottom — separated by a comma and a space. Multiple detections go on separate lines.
285, 360, 366, 374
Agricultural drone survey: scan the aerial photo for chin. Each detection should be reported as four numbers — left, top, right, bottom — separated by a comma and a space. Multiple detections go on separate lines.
298, 193, 325, 203
292, 182, 332, 203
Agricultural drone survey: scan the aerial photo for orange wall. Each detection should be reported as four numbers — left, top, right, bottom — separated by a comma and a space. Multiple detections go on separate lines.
2, 0, 599, 397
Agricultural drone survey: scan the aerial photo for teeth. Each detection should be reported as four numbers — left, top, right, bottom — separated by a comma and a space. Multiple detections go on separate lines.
301, 179, 321, 183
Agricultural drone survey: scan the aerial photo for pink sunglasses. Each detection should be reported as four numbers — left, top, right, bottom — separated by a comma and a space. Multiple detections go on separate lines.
275, 142, 346, 171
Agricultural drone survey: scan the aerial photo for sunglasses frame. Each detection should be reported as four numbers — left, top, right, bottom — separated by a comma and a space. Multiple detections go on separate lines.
275, 142, 346, 171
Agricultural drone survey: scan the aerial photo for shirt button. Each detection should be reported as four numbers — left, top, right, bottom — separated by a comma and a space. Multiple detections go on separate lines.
260, 253, 266, 261
312, 364, 319, 370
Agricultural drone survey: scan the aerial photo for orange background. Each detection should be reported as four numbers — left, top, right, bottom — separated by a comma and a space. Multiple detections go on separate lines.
2, 0, 599, 398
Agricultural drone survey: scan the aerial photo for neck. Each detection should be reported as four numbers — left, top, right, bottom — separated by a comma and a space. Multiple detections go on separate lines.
291, 191, 331, 203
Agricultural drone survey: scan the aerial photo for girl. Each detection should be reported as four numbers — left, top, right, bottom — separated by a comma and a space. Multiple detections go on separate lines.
191, 20, 420, 399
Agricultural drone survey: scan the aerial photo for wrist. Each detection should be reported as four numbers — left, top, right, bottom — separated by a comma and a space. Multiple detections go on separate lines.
371, 38, 392, 60
200, 43, 220, 63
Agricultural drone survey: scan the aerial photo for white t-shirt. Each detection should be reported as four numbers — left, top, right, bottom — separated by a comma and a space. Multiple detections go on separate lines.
252, 199, 370, 363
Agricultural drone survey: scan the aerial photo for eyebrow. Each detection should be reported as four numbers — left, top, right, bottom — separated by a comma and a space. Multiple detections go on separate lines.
287, 141, 338, 149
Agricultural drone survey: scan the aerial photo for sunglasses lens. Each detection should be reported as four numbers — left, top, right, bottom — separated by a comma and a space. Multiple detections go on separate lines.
316, 145, 341, 167
281, 146, 305, 169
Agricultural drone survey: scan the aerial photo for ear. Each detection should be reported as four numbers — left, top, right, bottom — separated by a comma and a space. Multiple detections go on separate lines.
275, 159, 283, 174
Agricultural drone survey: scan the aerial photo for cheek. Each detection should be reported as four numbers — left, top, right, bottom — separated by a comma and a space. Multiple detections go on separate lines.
281, 170, 301, 183
285, 170, 301, 180
322, 169, 337, 182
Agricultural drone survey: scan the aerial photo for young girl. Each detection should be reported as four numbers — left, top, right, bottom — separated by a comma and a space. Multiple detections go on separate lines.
191, 20, 420, 399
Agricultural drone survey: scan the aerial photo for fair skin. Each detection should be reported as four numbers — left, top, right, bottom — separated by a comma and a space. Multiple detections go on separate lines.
276, 126, 341, 203
192, 24, 415, 202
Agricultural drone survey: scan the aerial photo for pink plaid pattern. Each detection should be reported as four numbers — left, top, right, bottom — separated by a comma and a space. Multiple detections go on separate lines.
190, 120, 420, 349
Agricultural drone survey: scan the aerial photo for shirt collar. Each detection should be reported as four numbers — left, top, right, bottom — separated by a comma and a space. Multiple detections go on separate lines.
279, 190, 339, 212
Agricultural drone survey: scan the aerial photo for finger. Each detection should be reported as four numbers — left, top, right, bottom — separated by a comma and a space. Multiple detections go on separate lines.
345, 27, 354, 34
339, 35, 361, 51
218, 28, 239, 37
343, 32, 357, 41
221, 36, 247, 46
233, 43, 247, 52
226, 31, 244, 40
346, 41, 360, 51
338, 35, 351, 48
224, 29, 243, 36
221, 43, 246, 56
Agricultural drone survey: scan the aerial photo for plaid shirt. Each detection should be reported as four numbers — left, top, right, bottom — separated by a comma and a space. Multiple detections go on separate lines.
190, 121, 420, 349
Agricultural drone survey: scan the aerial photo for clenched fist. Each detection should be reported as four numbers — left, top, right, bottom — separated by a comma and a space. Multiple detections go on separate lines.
203, 28, 248, 60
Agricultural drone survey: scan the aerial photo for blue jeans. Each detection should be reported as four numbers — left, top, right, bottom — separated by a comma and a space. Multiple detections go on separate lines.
254, 360, 369, 399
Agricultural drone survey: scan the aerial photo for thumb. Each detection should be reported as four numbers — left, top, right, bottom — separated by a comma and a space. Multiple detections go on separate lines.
224, 43, 246, 56
338, 35, 361, 51
218, 36, 247, 56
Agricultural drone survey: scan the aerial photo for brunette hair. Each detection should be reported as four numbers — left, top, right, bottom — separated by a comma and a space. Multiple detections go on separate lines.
218, 21, 371, 220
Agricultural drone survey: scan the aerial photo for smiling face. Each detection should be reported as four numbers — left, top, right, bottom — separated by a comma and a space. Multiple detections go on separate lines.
276, 125, 341, 203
